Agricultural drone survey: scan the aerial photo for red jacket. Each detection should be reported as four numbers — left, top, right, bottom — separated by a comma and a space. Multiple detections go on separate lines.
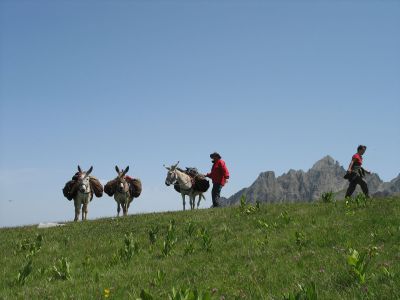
207, 159, 230, 186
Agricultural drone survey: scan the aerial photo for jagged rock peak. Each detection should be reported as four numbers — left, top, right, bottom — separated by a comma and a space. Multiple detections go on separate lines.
310, 155, 338, 171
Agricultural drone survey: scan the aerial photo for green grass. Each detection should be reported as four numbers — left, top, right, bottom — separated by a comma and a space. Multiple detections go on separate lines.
1, 196, 399, 299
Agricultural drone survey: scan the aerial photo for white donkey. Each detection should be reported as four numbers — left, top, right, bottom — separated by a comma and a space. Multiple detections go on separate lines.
164, 161, 205, 211
113, 166, 134, 217
73, 166, 93, 221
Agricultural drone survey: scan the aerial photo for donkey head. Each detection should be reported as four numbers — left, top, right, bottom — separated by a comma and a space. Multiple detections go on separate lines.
115, 166, 130, 194
164, 161, 179, 186
77, 165, 93, 194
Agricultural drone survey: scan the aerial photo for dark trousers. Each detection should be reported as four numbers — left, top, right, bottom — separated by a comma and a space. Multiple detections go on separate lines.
345, 177, 369, 198
211, 183, 223, 207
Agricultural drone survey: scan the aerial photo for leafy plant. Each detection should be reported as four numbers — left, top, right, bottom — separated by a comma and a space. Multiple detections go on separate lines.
347, 246, 378, 284
283, 282, 317, 300
321, 191, 335, 203
148, 225, 159, 245
168, 287, 214, 300
184, 240, 195, 255
50, 257, 72, 281
295, 231, 307, 248
199, 227, 212, 252
119, 233, 140, 262
18, 234, 43, 258
16, 259, 33, 285
381, 266, 395, 280
239, 195, 258, 215
139, 289, 154, 300
185, 221, 196, 237
279, 210, 291, 225
162, 220, 178, 257
345, 193, 369, 211
354, 193, 369, 207
151, 269, 166, 286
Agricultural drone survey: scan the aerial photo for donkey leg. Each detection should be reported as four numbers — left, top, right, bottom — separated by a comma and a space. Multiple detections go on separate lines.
121, 202, 127, 216
190, 195, 195, 210
74, 199, 80, 222
117, 203, 121, 217
197, 194, 201, 208
181, 194, 186, 211
82, 202, 88, 221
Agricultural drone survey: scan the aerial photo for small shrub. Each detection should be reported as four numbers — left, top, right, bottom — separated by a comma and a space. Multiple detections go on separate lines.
17, 234, 43, 258
139, 289, 154, 300
16, 259, 33, 285
184, 240, 195, 255
295, 231, 307, 248
162, 220, 178, 257
239, 195, 258, 215
151, 269, 166, 286
168, 287, 214, 300
185, 221, 196, 237
283, 282, 317, 300
279, 210, 291, 225
347, 246, 378, 284
148, 225, 159, 245
199, 227, 212, 252
321, 191, 335, 203
49, 257, 72, 281
119, 233, 140, 262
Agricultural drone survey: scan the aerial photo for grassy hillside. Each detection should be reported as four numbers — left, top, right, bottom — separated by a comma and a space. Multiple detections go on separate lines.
1, 196, 399, 299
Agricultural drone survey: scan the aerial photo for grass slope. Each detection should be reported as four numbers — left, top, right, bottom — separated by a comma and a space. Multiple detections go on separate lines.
0, 196, 399, 299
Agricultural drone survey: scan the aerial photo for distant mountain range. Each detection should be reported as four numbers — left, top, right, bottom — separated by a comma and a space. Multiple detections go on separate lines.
221, 156, 400, 206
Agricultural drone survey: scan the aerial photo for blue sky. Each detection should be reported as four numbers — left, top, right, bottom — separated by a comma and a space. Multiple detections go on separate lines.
0, 0, 399, 227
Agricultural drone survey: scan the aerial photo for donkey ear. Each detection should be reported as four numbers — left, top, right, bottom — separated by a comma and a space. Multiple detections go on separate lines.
86, 166, 93, 175
123, 166, 129, 175
78, 165, 82, 172
115, 166, 120, 173
163, 164, 171, 170
173, 161, 180, 168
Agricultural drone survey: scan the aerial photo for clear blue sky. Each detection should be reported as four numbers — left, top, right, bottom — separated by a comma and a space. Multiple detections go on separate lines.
1, 0, 399, 227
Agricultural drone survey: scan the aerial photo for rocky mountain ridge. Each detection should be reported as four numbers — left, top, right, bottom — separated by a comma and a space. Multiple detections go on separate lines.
221, 156, 400, 206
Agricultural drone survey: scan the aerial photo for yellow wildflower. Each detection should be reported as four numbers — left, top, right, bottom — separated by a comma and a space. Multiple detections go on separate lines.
104, 288, 110, 298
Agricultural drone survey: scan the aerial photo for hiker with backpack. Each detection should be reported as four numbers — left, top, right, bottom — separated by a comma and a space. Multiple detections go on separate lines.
344, 145, 371, 198
206, 152, 230, 207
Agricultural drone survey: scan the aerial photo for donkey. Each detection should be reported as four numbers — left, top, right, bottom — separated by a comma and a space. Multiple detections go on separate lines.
110, 166, 134, 217
73, 166, 93, 221
164, 161, 205, 211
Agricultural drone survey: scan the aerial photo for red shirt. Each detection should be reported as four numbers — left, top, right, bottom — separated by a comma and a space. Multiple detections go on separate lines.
352, 153, 363, 166
207, 159, 230, 186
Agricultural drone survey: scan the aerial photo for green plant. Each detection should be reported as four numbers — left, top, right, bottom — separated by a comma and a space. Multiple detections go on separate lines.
151, 269, 166, 286
321, 191, 335, 203
16, 259, 33, 285
184, 240, 195, 255
295, 231, 307, 248
381, 266, 395, 280
168, 287, 213, 300
148, 225, 159, 245
185, 220, 196, 237
354, 193, 368, 207
49, 257, 72, 281
239, 195, 258, 215
199, 227, 212, 252
347, 246, 378, 284
279, 210, 291, 225
18, 234, 43, 258
283, 282, 317, 300
119, 233, 140, 262
139, 289, 154, 300
345, 194, 369, 211
162, 220, 178, 257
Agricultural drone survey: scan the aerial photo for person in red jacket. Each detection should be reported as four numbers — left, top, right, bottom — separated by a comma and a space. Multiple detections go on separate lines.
345, 145, 371, 198
206, 152, 230, 207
